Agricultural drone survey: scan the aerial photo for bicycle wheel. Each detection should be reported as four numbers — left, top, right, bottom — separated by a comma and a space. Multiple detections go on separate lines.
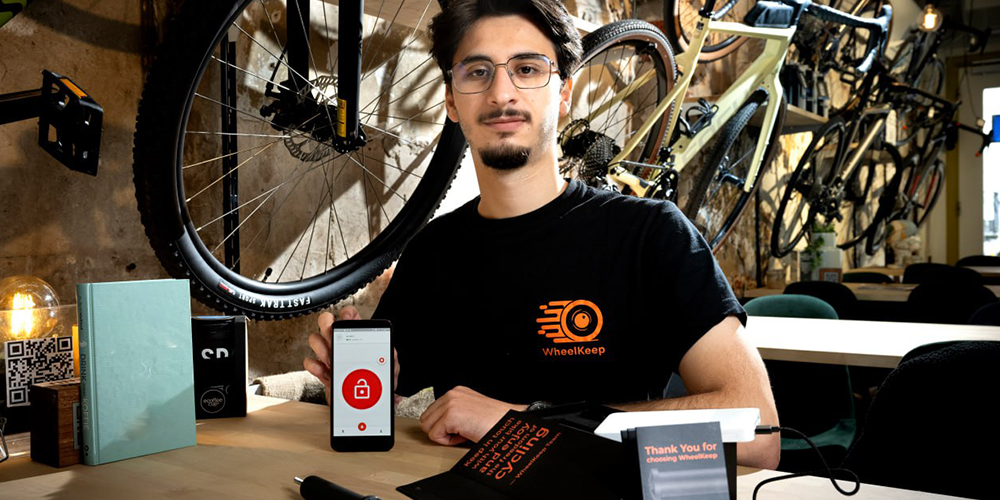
683, 89, 786, 250
847, 143, 903, 255
836, 138, 900, 251
771, 116, 847, 258
663, 0, 753, 62
910, 158, 944, 227
133, 0, 465, 319
559, 20, 676, 188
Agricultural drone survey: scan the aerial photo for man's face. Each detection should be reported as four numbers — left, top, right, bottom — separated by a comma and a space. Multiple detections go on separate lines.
444, 15, 572, 171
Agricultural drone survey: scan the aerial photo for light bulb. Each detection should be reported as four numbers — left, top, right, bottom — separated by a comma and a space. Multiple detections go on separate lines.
919, 4, 943, 32
0, 275, 61, 342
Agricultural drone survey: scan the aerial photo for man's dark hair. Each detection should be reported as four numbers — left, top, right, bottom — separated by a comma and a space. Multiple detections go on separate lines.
429, 0, 583, 85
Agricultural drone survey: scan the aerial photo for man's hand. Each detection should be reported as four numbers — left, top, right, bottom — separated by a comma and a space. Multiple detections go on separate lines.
302, 306, 400, 405
419, 386, 527, 446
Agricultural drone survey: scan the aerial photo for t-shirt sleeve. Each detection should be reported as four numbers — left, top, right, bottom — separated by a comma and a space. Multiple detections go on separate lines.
371, 227, 438, 397
640, 201, 746, 371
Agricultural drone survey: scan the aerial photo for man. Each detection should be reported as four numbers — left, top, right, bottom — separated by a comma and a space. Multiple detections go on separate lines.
305, 0, 779, 469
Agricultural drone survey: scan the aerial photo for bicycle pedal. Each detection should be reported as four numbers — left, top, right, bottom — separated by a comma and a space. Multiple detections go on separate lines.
38, 70, 103, 176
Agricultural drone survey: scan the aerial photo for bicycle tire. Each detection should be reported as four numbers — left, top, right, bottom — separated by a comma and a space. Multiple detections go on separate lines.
663, 0, 752, 62
771, 116, 847, 258
835, 128, 900, 250
852, 143, 903, 255
559, 20, 676, 187
910, 158, 944, 228
133, 0, 465, 319
683, 89, 786, 250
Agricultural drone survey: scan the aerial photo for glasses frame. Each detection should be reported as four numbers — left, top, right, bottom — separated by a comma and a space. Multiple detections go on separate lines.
448, 54, 559, 95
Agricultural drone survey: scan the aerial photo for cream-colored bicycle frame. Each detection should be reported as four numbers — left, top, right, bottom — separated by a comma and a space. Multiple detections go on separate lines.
595, 14, 796, 197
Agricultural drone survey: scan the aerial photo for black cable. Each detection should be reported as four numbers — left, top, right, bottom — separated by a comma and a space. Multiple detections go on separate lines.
751, 425, 861, 499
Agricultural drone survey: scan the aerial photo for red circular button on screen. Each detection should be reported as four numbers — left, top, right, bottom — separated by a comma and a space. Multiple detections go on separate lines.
358, 422, 367, 431
342, 369, 382, 410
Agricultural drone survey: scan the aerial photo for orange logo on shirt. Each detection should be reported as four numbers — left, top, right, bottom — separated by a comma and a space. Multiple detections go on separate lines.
536, 300, 603, 343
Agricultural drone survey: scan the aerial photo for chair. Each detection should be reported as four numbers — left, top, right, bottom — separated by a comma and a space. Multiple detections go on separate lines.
842, 341, 1000, 499
902, 262, 981, 285
955, 255, 1000, 285
743, 295, 855, 472
906, 282, 998, 324
956, 255, 1000, 267
842, 271, 894, 284
743, 294, 838, 319
783, 281, 860, 320
968, 302, 1000, 326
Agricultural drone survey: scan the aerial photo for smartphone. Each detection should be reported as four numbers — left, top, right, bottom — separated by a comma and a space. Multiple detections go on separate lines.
330, 319, 394, 452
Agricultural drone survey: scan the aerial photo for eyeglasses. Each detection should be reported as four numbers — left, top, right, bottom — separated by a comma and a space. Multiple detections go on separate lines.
448, 54, 558, 94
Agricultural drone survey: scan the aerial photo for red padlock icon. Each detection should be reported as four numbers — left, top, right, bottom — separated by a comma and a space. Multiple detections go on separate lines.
354, 378, 370, 399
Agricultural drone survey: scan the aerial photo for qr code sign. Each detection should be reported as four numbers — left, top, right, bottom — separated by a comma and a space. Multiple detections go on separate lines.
4, 337, 75, 407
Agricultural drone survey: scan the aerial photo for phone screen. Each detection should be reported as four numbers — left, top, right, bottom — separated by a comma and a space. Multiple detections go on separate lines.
331, 323, 392, 440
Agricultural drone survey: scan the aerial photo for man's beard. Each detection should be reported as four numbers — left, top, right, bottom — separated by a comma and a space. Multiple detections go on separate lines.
476, 108, 533, 171
480, 144, 531, 171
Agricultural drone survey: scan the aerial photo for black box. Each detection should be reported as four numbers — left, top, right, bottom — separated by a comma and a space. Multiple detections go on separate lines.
30, 378, 82, 467
192, 316, 247, 419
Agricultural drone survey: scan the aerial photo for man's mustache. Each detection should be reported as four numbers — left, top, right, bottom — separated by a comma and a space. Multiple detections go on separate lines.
479, 108, 532, 123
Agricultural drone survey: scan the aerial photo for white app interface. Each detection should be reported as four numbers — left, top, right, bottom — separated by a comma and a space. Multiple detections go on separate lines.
332, 327, 391, 437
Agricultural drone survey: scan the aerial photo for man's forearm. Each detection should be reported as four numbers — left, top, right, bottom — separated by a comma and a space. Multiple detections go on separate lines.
608, 388, 780, 470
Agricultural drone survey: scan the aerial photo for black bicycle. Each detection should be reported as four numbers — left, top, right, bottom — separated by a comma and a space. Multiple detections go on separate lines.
133, 0, 466, 320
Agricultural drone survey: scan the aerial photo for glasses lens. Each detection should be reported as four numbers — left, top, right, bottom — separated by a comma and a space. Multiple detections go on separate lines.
453, 61, 495, 94
509, 55, 552, 89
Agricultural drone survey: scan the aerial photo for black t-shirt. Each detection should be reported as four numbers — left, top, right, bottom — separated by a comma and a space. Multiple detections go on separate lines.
373, 179, 745, 405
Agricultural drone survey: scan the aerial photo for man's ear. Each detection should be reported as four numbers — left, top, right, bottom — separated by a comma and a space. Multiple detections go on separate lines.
445, 83, 460, 123
559, 77, 573, 117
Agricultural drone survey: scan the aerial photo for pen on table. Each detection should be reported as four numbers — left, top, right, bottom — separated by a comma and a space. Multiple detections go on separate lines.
294, 476, 382, 500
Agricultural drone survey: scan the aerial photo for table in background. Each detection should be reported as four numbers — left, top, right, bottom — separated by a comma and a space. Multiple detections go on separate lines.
844, 267, 905, 282
745, 315, 1000, 368
962, 265, 1000, 278
0, 396, 966, 499
742, 282, 1000, 303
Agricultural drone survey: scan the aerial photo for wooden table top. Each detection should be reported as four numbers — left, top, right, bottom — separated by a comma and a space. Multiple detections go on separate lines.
962, 265, 1000, 278
742, 282, 1000, 303
844, 266, 905, 277
745, 315, 1000, 368
0, 396, 968, 499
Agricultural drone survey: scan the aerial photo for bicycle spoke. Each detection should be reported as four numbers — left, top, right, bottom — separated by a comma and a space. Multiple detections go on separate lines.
361, 0, 405, 76
183, 140, 282, 170
362, 55, 438, 126
361, 55, 438, 120
210, 54, 298, 95
186, 141, 279, 203
196, 150, 348, 231
193, 92, 336, 154
343, 149, 410, 205
356, 151, 392, 224
231, 22, 325, 98
361, 99, 446, 143
187, 130, 290, 139
356, 151, 424, 179
361, 0, 434, 89
600, 48, 641, 136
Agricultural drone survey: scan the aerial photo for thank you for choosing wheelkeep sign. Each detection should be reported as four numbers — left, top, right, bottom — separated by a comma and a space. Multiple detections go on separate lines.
623, 422, 728, 500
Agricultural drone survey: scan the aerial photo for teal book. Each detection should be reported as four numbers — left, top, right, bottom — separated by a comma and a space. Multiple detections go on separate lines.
76, 279, 196, 465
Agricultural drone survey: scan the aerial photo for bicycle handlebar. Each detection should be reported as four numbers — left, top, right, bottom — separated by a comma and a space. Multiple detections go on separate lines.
804, 2, 892, 73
